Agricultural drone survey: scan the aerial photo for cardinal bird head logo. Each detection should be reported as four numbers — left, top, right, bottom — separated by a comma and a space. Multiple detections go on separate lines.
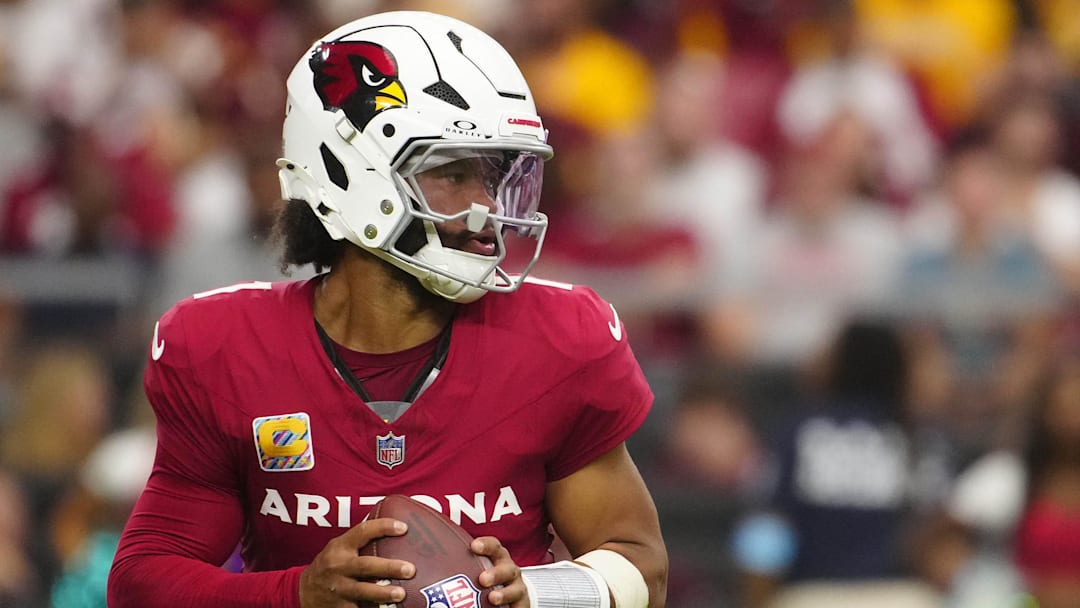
309, 41, 407, 131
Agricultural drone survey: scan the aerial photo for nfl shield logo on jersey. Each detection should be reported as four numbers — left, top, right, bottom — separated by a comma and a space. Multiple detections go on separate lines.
375, 431, 405, 469
421, 574, 481, 608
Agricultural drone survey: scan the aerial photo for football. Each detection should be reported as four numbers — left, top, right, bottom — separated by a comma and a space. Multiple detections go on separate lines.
360, 495, 496, 608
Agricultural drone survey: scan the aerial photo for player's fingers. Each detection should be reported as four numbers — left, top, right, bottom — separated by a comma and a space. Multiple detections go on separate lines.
471, 537, 520, 587
471, 536, 510, 563
471, 537, 530, 606
339, 517, 408, 548
479, 561, 521, 589
488, 581, 529, 608
339, 554, 416, 581
332, 577, 408, 605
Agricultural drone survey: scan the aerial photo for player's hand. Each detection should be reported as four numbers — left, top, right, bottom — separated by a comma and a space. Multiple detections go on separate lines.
472, 536, 529, 608
299, 518, 415, 607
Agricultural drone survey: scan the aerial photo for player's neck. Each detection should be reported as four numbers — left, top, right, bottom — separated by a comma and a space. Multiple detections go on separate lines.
313, 249, 455, 354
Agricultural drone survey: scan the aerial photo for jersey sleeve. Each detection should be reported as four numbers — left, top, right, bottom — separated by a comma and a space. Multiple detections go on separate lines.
546, 288, 654, 481
142, 306, 240, 493
109, 305, 304, 608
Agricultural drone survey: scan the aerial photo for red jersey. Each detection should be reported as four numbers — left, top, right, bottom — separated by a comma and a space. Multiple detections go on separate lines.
110, 277, 652, 607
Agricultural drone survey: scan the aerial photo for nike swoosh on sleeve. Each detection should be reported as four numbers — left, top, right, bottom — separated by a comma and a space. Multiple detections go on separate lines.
151, 321, 165, 361
607, 303, 623, 341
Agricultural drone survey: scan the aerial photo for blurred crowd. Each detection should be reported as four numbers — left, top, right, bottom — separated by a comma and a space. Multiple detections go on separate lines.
0, 0, 1079, 606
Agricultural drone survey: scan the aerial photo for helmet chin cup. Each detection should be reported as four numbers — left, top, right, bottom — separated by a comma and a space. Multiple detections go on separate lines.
411, 221, 495, 303
419, 273, 488, 304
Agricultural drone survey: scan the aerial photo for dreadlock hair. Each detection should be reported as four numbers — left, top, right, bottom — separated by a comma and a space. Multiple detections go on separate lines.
272, 198, 346, 274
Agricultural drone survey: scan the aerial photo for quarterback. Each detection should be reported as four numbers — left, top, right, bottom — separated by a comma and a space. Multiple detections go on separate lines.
108, 10, 668, 608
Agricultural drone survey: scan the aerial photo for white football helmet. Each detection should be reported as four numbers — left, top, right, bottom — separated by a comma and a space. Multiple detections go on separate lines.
278, 11, 553, 303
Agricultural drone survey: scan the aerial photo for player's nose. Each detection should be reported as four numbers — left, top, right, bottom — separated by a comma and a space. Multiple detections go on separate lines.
470, 182, 497, 212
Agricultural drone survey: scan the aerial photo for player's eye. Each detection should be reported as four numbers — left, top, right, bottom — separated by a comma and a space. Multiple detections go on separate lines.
439, 160, 483, 184
484, 172, 501, 196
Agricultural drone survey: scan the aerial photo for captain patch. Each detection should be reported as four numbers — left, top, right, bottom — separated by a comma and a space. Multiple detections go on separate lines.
253, 412, 315, 472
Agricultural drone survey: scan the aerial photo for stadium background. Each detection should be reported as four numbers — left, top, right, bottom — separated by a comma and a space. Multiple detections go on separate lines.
0, 0, 1079, 606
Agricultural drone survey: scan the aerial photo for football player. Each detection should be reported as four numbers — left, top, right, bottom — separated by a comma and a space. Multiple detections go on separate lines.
108, 10, 667, 608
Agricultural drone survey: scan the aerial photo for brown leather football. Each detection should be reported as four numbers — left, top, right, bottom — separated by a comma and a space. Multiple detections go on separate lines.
359, 495, 495, 608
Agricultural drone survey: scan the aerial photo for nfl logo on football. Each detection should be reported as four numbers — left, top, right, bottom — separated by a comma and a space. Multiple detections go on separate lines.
376, 432, 405, 469
422, 574, 481, 608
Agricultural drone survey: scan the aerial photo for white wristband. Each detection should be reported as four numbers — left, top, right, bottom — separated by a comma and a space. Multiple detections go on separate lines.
519, 560, 610, 608
575, 550, 649, 608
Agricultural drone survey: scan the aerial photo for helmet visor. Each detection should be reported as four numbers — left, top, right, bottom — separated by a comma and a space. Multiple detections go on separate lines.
389, 141, 550, 291
497, 151, 544, 233
398, 144, 546, 230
